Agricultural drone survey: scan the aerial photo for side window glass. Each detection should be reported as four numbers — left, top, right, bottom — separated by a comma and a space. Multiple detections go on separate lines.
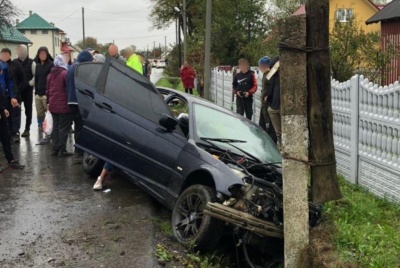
103, 65, 171, 123
76, 63, 103, 88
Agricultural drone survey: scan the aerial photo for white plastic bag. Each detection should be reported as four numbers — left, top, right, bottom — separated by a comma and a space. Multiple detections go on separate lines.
43, 111, 53, 136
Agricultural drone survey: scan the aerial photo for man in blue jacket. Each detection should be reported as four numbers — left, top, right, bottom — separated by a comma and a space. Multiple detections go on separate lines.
0, 61, 25, 170
67, 50, 93, 159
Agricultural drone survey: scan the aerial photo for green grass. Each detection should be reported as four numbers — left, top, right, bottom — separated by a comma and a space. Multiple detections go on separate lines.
156, 77, 198, 96
324, 178, 400, 267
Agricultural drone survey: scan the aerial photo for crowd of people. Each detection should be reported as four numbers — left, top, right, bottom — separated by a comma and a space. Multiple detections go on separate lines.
0, 43, 147, 180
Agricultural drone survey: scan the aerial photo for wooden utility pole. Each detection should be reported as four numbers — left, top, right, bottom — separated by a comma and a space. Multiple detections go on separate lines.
203, 0, 212, 100
183, 0, 187, 61
306, 0, 342, 203
82, 7, 86, 48
280, 15, 309, 268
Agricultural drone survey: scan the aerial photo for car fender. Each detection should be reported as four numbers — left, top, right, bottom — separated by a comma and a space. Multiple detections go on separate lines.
183, 162, 245, 197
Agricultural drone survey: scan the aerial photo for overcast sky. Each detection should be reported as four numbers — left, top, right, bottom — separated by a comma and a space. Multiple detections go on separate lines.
13, 0, 175, 51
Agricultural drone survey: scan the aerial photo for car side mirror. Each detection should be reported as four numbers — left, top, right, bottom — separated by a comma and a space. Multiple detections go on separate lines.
159, 113, 178, 131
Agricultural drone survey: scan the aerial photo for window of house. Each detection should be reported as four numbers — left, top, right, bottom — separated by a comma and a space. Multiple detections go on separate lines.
19, 30, 25, 34
336, 9, 353, 23
30, 30, 37, 34
42, 30, 48, 34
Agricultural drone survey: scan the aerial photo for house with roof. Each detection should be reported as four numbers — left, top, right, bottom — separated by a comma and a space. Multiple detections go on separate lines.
367, 0, 400, 84
16, 11, 66, 57
0, 25, 32, 53
293, 0, 382, 33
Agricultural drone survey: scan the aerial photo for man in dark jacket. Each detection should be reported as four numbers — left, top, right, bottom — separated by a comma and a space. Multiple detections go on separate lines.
108, 44, 125, 63
15, 45, 36, 138
0, 48, 25, 143
258, 56, 277, 144
67, 51, 93, 159
267, 56, 281, 147
232, 58, 257, 120
0, 61, 25, 170
34, 46, 54, 131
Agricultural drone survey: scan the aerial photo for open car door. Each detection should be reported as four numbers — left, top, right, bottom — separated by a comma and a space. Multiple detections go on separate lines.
76, 58, 187, 202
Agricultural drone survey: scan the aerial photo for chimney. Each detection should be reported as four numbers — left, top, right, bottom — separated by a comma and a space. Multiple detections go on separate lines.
29, 10, 32, 16
16, 19, 19, 25
50, 22, 55, 27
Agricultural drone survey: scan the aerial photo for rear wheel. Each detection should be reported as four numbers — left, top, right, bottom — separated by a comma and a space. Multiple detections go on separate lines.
171, 185, 223, 251
82, 152, 104, 177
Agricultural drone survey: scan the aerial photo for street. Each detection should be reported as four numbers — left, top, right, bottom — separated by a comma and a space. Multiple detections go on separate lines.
0, 72, 166, 268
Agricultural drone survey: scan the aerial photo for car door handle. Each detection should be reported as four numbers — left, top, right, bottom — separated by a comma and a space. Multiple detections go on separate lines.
78, 89, 94, 98
95, 102, 115, 113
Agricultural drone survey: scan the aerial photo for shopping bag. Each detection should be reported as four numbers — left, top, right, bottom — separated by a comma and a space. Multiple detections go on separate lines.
43, 111, 53, 136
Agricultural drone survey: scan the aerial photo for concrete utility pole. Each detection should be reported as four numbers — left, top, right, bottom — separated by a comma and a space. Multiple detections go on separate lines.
203, 0, 212, 100
306, 0, 342, 203
82, 7, 86, 48
280, 15, 309, 268
183, 0, 187, 61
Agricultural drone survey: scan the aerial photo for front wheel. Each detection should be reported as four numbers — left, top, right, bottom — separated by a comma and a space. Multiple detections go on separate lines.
82, 152, 104, 177
171, 185, 223, 251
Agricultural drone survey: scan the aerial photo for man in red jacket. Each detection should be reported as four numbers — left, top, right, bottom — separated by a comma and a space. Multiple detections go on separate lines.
232, 58, 257, 120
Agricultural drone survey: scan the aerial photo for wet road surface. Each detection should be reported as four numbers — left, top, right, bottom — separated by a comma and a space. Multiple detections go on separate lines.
0, 98, 163, 267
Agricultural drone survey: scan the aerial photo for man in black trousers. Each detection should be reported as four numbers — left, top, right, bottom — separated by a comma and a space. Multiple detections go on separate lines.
14, 45, 35, 138
0, 59, 25, 171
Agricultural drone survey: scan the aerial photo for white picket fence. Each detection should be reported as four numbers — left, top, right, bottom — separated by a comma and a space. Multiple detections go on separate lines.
210, 69, 400, 202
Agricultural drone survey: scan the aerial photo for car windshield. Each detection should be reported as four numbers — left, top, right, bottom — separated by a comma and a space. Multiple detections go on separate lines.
193, 104, 282, 164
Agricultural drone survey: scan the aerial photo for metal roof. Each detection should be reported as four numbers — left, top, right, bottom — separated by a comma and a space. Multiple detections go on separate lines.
16, 13, 60, 30
366, 0, 400, 24
0, 26, 32, 44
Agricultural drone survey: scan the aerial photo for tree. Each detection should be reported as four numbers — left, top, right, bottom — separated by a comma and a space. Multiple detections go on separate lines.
330, 18, 397, 83
0, 0, 19, 39
75, 37, 106, 53
150, 0, 269, 66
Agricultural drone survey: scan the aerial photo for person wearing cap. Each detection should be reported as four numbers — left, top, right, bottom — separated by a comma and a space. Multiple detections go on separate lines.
258, 56, 277, 144
0, 56, 25, 170
14, 45, 36, 138
125, 46, 143, 74
0, 48, 26, 143
108, 44, 125, 63
66, 50, 94, 160
232, 58, 257, 120
266, 56, 281, 148
34, 46, 54, 138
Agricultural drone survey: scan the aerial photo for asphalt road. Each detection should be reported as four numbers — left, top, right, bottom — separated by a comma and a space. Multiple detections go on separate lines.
0, 80, 166, 267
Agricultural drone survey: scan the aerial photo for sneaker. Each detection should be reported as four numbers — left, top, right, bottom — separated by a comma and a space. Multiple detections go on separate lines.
93, 177, 103, 190
59, 150, 74, 157
21, 131, 30, 137
8, 160, 25, 170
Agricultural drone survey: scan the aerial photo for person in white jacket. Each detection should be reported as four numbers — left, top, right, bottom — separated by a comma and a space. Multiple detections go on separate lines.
15, 45, 36, 138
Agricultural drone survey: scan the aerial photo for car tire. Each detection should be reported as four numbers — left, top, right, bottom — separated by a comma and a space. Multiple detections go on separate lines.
171, 185, 223, 251
82, 152, 104, 177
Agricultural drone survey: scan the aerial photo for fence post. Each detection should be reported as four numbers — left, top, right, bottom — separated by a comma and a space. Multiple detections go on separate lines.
350, 75, 360, 184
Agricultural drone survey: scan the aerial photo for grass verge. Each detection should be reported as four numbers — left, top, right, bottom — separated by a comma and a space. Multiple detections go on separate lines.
156, 77, 198, 96
306, 177, 400, 267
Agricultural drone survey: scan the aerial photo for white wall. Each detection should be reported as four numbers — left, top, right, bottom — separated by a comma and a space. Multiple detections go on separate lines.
22, 29, 65, 58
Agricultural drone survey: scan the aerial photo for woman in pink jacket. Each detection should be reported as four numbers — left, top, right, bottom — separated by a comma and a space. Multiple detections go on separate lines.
46, 54, 73, 157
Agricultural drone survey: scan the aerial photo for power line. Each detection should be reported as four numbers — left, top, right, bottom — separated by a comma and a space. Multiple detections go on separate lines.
56, 8, 80, 24
68, 32, 175, 41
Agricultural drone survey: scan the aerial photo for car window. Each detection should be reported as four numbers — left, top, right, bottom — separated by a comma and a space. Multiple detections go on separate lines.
168, 97, 189, 117
103, 65, 172, 123
76, 63, 103, 88
193, 104, 281, 164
